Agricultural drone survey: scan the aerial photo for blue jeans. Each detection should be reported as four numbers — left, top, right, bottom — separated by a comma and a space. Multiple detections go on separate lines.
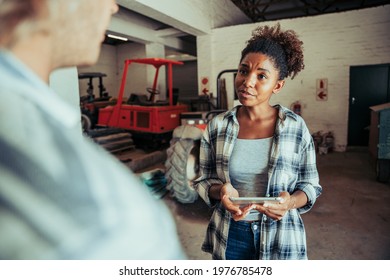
225, 219, 260, 260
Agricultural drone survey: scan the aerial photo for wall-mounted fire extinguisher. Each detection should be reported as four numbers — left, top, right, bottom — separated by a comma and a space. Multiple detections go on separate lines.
291, 101, 302, 115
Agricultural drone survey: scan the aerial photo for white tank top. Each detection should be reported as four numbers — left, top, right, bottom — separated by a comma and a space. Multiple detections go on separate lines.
229, 137, 272, 220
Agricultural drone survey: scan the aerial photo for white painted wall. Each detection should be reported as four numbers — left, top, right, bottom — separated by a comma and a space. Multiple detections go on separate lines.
78, 44, 118, 99
78, 42, 149, 100
117, 42, 147, 100
172, 60, 198, 103
145, 43, 166, 101
197, 5, 390, 151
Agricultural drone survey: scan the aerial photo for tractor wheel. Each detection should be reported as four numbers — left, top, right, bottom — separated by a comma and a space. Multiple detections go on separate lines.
81, 113, 92, 132
165, 125, 203, 204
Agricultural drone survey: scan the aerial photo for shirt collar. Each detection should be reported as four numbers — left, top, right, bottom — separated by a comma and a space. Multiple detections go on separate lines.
224, 104, 298, 123
0, 50, 79, 128
275, 104, 298, 122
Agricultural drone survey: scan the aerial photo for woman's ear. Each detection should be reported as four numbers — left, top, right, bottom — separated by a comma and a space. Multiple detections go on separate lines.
273, 80, 285, 94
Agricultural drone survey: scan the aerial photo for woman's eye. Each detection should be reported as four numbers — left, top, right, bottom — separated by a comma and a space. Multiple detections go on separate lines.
238, 69, 247, 75
258, 74, 267, 80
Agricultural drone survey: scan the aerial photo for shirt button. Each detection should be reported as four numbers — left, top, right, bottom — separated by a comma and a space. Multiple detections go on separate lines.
253, 225, 258, 230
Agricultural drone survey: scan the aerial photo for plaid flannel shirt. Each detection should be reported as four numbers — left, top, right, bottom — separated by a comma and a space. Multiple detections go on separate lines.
194, 105, 322, 260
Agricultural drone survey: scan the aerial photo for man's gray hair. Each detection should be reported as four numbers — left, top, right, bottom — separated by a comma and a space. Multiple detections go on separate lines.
0, 0, 48, 47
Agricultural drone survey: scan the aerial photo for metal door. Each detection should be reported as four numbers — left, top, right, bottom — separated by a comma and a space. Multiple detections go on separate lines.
348, 64, 390, 146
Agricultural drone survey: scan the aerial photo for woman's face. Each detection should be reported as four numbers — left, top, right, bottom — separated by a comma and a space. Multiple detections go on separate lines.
235, 52, 284, 108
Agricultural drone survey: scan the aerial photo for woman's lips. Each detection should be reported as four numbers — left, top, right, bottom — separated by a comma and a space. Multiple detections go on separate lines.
238, 89, 256, 97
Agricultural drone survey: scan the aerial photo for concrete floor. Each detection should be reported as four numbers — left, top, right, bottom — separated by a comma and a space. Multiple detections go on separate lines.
161, 150, 390, 260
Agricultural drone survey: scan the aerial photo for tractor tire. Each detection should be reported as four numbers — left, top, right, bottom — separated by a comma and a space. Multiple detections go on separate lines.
165, 125, 203, 204
81, 113, 92, 132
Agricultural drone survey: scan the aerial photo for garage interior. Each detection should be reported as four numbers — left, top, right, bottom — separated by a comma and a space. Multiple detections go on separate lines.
51, 0, 390, 260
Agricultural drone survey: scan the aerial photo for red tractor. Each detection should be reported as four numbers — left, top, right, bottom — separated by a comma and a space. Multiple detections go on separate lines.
96, 58, 188, 149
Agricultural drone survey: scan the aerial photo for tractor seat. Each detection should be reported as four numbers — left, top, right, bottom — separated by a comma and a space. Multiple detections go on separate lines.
127, 93, 169, 106
127, 93, 153, 106
155, 100, 169, 106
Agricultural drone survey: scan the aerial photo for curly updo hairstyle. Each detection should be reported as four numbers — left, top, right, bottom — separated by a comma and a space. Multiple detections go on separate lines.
240, 23, 304, 80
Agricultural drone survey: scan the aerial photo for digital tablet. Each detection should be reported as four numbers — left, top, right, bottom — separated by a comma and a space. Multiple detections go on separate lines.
229, 197, 283, 205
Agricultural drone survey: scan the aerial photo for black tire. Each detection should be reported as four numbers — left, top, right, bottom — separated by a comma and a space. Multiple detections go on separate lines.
376, 159, 390, 183
165, 125, 203, 203
81, 113, 92, 132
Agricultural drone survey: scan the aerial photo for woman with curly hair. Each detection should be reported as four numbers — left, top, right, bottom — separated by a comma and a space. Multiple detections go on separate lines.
194, 23, 322, 260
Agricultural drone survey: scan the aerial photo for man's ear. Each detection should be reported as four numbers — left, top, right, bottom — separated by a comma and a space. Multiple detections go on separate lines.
273, 80, 285, 94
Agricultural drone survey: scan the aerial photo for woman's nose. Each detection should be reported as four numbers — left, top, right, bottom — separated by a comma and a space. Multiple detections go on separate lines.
243, 73, 256, 87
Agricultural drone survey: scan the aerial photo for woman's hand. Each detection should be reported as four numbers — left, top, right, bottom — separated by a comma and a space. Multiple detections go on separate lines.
219, 183, 254, 221
251, 192, 296, 221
